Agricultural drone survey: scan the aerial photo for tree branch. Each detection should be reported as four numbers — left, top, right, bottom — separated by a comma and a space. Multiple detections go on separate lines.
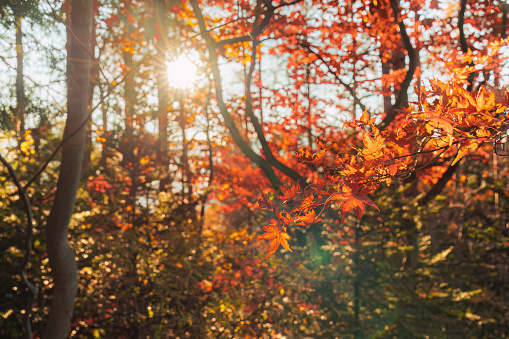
458, 0, 475, 91
416, 0, 477, 206
245, 41, 305, 184
378, 0, 419, 131
0, 154, 38, 339
190, 0, 284, 188
418, 160, 460, 205
299, 42, 367, 113
458, 0, 469, 54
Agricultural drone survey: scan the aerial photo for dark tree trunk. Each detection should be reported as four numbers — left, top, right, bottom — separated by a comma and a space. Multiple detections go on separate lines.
381, 56, 392, 115
43, 0, 92, 338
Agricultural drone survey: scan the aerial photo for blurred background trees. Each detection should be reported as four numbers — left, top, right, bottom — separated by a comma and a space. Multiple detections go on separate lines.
0, 0, 508, 338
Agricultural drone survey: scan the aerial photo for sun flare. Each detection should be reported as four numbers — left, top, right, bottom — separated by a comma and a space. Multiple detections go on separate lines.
166, 55, 198, 89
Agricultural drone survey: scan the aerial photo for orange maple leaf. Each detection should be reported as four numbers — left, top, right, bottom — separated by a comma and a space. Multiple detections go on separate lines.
295, 210, 323, 226
296, 195, 314, 213
451, 139, 483, 166
278, 210, 293, 224
257, 224, 292, 259
278, 183, 300, 201
359, 109, 376, 125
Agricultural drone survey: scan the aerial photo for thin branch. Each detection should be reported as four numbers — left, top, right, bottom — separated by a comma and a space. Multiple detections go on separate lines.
458, 0, 476, 92
418, 159, 460, 205
378, 0, 419, 131
23, 77, 122, 189
0, 154, 38, 339
246, 41, 305, 184
458, 0, 469, 54
214, 35, 251, 48
300, 42, 367, 113
190, 0, 284, 188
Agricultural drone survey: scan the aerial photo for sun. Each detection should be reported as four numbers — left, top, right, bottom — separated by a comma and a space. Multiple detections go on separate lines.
166, 55, 198, 89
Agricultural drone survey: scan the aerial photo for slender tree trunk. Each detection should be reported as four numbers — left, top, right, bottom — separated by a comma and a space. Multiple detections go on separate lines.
258, 56, 263, 123
156, 46, 170, 191
43, 1, 92, 338
179, 91, 190, 201
15, 15, 26, 144
306, 64, 314, 150
381, 56, 392, 114
353, 222, 360, 339
99, 88, 107, 168
153, 0, 171, 191
82, 0, 98, 176
123, 49, 137, 208
392, 47, 408, 107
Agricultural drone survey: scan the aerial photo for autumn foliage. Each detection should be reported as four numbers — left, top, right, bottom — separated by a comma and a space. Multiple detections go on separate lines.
1, 0, 509, 338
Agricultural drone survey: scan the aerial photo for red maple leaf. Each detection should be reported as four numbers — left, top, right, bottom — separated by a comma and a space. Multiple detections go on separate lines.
329, 187, 379, 222
278, 183, 300, 201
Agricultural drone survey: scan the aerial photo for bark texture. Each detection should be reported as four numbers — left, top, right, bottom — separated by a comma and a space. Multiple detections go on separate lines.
43, 0, 92, 337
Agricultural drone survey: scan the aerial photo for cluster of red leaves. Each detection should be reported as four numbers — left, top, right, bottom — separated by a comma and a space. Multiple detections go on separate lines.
257, 78, 509, 258
87, 175, 112, 194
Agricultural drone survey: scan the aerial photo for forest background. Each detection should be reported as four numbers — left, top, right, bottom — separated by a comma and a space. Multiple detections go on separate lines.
1, 0, 509, 338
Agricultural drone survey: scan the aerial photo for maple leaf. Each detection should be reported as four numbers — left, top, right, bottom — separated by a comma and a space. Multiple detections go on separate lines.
297, 147, 326, 164
359, 109, 376, 125
295, 210, 323, 226
278, 183, 300, 201
295, 195, 314, 213
278, 210, 293, 224
340, 194, 378, 222
258, 191, 276, 209
361, 129, 384, 160
329, 188, 379, 222
422, 113, 455, 144
257, 224, 292, 259
451, 139, 483, 166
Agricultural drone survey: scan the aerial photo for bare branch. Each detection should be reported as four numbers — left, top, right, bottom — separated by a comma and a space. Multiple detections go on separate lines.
378, 0, 419, 131
0, 154, 38, 339
300, 42, 368, 114
190, 0, 283, 188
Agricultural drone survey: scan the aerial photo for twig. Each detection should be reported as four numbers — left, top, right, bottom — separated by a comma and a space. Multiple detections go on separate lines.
0, 154, 38, 339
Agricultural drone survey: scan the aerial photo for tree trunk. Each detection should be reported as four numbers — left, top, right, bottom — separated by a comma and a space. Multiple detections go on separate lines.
43, 1, 92, 338
82, 0, 98, 176
157, 57, 170, 191
123, 49, 138, 208
15, 15, 26, 145
154, 1, 171, 192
